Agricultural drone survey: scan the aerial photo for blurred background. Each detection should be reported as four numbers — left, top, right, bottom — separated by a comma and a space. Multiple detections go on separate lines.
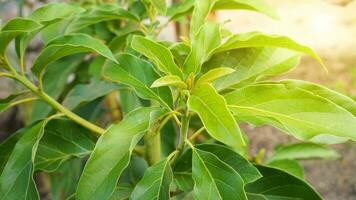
0, 0, 355, 199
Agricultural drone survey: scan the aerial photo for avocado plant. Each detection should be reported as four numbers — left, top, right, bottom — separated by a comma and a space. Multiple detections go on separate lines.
0, 0, 355, 199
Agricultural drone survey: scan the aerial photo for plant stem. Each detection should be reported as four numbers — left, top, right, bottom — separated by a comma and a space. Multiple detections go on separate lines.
171, 113, 190, 166
144, 129, 161, 166
12, 73, 105, 135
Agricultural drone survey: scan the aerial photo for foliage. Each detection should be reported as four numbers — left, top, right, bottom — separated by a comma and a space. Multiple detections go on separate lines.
0, 0, 355, 199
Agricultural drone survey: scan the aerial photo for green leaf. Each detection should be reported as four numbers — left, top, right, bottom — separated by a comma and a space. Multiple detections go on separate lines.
190, 0, 216, 36
245, 165, 322, 200
150, 0, 167, 15
35, 119, 95, 172
192, 148, 247, 200
76, 107, 161, 200
184, 22, 221, 75
267, 159, 304, 179
103, 53, 173, 109
267, 142, 340, 163
0, 18, 42, 55
188, 84, 245, 150
66, 4, 138, 33
225, 82, 356, 143
31, 33, 117, 78
0, 132, 22, 174
151, 75, 187, 89
0, 121, 48, 200
15, 3, 84, 65
0, 91, 30, 114
131, 35, 183, 77
130, 158, 173, 200
203, 48, 301, 91
280, 79, 356, 116
167, 0, 194, 21
110, 184, 133, 200
63, 80, 120, 110
214, 0, 279, 19
216, 32, 325, 69
196, 67, 235, 86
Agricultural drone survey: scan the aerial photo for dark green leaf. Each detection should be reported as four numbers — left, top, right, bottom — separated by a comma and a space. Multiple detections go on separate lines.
130, 158, 173, 200
225, 82, 356, 143
31, 33, 117, 78
267, 142, 340, 163
192, 148, 247, 200
66, 4, 138, 33
0, 132, 22, 173
245, 165, 322, 200
131, 35, 183, 77
188, 84, 245, 150
267, 159, 304, 179
103, 53, 173, 109
35, 119, 95, 172
76, 107, 161, 200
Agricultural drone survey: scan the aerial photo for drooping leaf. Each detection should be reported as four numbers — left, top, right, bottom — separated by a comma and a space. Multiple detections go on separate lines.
184, 22, 221, 75
15, 3, 84, 65
190, 0, 216, 36
151, 75, 187, 89
131, 35, 183, 77
130, 158, 173, 200
35, 119, 95, 172
63, 80, 120, 110
214, 0, 278, 19
0, 121, 47, 200
196, 67, 235, 86
280, 79, 356, 116
245, 165, 322, 200
31, 55, 82, 122
66, 4, 138, 33
76, 107, 161, 200
225, 82, 356, 143
203, 48, 301, 91
266, 142, 340, 163
192, 148, 247, 200
216, 32, 325, 69
103, 53, 173, 109
0, 18, 42, 56
31, 33, 117, 78
188, 84, 245, 150
267, 159, 304, 179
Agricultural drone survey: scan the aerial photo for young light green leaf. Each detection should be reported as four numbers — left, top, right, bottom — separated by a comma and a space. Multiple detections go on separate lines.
245, 165, 322, 200
35, 119, 95, 172
151, 75, 187, 89
150, 0, 167, 15
66, 4, 138, 33
103, 53, 173, 109
196, 67, 235, 86
188, 84, 245, 150
266, 143, 340, 163
76, 107, 161, 200
0, 121, 47, 200
280, 79, 356, 116
225, 82, 356, 143
267, 159, 304, 179
192, 148, 247, 200
130, 158, 173, 200
167, 0, 194, 21
203, 48, 301, 91
0, 18, 42, 55
131, 35, 183, 77
15, 3, 84, 65
184, 22, 221, 75
63, 80, 120, 110
216, 32, 325, 69
214, 0, 279, 19
190, 0, 216, 35
31, 33, 117, 78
